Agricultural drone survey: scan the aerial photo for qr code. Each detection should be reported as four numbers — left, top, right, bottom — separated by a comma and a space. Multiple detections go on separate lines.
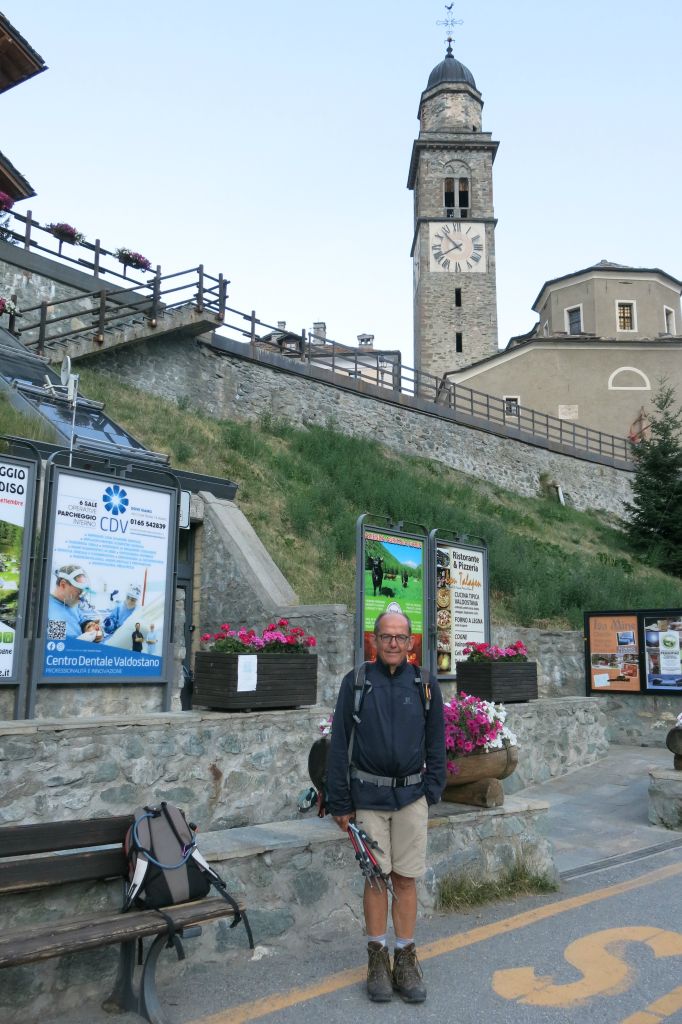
47, 620, 67, 640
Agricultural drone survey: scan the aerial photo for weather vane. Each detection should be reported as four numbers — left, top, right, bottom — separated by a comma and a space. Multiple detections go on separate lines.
436, 2, 463, 52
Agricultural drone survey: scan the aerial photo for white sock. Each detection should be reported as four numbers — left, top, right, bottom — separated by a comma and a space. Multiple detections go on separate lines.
368, 934, 387, 946
395, 937, 413, 949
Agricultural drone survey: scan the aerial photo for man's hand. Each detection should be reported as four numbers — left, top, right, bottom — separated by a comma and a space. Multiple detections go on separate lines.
333, 814, 353, 832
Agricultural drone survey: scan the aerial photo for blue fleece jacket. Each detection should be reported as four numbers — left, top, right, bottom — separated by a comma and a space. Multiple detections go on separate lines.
326, 658, 446, 816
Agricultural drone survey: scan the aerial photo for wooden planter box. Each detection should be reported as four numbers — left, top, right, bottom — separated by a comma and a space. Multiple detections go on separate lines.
456, 661, 538, 703
193, 652, 318, 711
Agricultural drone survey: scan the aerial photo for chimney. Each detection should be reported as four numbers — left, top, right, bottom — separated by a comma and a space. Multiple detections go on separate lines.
357, 333, 374, 348
312, 321, 326, 341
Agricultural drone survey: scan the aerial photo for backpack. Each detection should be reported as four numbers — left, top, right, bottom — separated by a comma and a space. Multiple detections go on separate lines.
122, 801, 254, 952
304, 662, 431, 816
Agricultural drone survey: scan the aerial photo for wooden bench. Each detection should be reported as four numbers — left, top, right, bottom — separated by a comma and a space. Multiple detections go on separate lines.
0, 814, 253, 1024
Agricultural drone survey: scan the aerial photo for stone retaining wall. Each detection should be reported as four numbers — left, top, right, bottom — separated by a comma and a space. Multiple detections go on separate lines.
86, 334, 634, 517
0, 697, 606, 829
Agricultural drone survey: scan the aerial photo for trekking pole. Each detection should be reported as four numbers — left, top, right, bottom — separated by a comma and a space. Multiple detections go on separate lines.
347, 822, 396, 897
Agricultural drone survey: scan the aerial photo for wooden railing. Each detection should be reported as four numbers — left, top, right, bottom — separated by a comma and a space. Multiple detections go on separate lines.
14, 266, 227, 355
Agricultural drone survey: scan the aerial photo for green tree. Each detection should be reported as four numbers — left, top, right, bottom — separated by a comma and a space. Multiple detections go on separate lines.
624, 380, 682, 576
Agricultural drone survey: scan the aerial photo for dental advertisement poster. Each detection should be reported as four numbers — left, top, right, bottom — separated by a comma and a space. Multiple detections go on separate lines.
41, 470, 173, 681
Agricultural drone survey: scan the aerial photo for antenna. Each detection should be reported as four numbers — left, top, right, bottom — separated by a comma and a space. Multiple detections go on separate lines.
60, 355, 71, 386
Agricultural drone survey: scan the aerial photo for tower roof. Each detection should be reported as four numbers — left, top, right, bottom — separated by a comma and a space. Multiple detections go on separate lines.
425, 43, 476, 91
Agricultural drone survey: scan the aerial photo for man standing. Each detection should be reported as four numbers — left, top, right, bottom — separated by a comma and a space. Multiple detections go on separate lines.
131, 622, 144, 653
145, 623, 158, 655
326, 611, 445, 1004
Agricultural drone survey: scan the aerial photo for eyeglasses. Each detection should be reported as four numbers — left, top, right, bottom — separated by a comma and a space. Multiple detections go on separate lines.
377, 634, 410, 645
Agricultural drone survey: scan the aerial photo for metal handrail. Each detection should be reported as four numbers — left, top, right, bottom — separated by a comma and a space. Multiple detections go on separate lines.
1, 209, 628, 464
215, 314, 632, 466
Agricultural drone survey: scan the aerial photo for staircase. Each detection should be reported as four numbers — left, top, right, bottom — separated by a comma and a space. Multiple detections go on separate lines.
13, 265, 227, 364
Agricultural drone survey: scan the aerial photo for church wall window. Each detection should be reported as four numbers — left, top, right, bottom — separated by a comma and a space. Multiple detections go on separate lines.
616, 301, 636, 332
503, 396, 520, 416
455, 332, 463, 353
608, 366, 650, 391
455, 288, 462, 307
564, 305, 583, 335
664, 306, 676, 334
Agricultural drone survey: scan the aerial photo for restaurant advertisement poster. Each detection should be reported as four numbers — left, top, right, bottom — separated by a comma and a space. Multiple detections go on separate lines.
360, 525, 426, 665
435, 539, 489, 680
40, 469, 174, 682
585, 612, 641, 693
0, 455, 36, 684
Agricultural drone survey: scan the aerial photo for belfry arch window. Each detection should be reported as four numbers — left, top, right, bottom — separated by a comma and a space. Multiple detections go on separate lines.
458, 177, 469, 217
444, 177, 455, 217
444, 176, 470, 218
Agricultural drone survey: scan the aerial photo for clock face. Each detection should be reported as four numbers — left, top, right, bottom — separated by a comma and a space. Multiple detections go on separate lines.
429, 222, 487, 273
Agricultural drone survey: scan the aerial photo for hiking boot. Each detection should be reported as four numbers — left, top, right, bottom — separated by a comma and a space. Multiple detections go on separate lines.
392, 943, 426, 1003
366, 941, 393, 1002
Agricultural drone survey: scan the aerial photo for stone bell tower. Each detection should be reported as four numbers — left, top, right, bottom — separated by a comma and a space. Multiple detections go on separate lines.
408, 39, 499, 381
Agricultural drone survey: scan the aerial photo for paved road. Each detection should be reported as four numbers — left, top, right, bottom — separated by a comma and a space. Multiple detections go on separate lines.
49, 746, 682, 1024
50, 843, 682, 1024
170, 845, 682, 1024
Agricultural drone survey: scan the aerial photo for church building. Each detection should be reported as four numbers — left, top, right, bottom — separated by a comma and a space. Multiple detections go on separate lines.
410, 40, 682, 441
408, 40, 499, 381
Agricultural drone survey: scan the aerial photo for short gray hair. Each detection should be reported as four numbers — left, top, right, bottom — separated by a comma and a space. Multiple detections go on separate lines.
374, 611, 412, 636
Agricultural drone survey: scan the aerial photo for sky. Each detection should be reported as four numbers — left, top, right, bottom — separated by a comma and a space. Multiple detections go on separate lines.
4, 1, 682, 367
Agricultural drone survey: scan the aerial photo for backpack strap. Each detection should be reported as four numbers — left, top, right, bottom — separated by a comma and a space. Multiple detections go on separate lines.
413, 667, 431, 715
347, 662, 370, 778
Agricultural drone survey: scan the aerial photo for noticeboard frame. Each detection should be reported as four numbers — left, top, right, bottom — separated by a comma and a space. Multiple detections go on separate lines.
30, 459, 179, 706
428, 530, 490, 683
355, 513, 429, 671
0, 448, 40, 719
585, 608, 682, 696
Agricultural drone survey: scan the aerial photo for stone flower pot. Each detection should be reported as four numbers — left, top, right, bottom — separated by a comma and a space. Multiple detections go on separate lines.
456, 661, 538, 703
193, 652, 317, 711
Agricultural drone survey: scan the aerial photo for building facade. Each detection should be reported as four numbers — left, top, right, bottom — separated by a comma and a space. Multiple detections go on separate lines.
442, 261, 682, 440
408, 43, 499, 382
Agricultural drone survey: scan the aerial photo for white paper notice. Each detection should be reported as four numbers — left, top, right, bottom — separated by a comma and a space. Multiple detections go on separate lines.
237, 655, 258, 692
593, 673, 610, 688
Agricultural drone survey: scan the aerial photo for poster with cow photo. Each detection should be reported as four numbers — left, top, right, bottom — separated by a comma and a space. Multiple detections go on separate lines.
361, 527, 425, 664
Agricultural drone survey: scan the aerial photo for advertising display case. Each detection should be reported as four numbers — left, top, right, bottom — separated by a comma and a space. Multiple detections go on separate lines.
36, 464, 178, 687
585, 609, 682, 695
355, 515, 428, 667
428, 531, 490, 683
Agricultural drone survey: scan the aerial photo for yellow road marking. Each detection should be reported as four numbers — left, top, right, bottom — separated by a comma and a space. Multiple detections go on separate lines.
190, 860, 682, 1024
620, 984, 682, 1023
493, 927, 682, 1006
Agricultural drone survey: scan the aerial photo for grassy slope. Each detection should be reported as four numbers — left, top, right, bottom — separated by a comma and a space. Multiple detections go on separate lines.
5, 370, 682, 628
